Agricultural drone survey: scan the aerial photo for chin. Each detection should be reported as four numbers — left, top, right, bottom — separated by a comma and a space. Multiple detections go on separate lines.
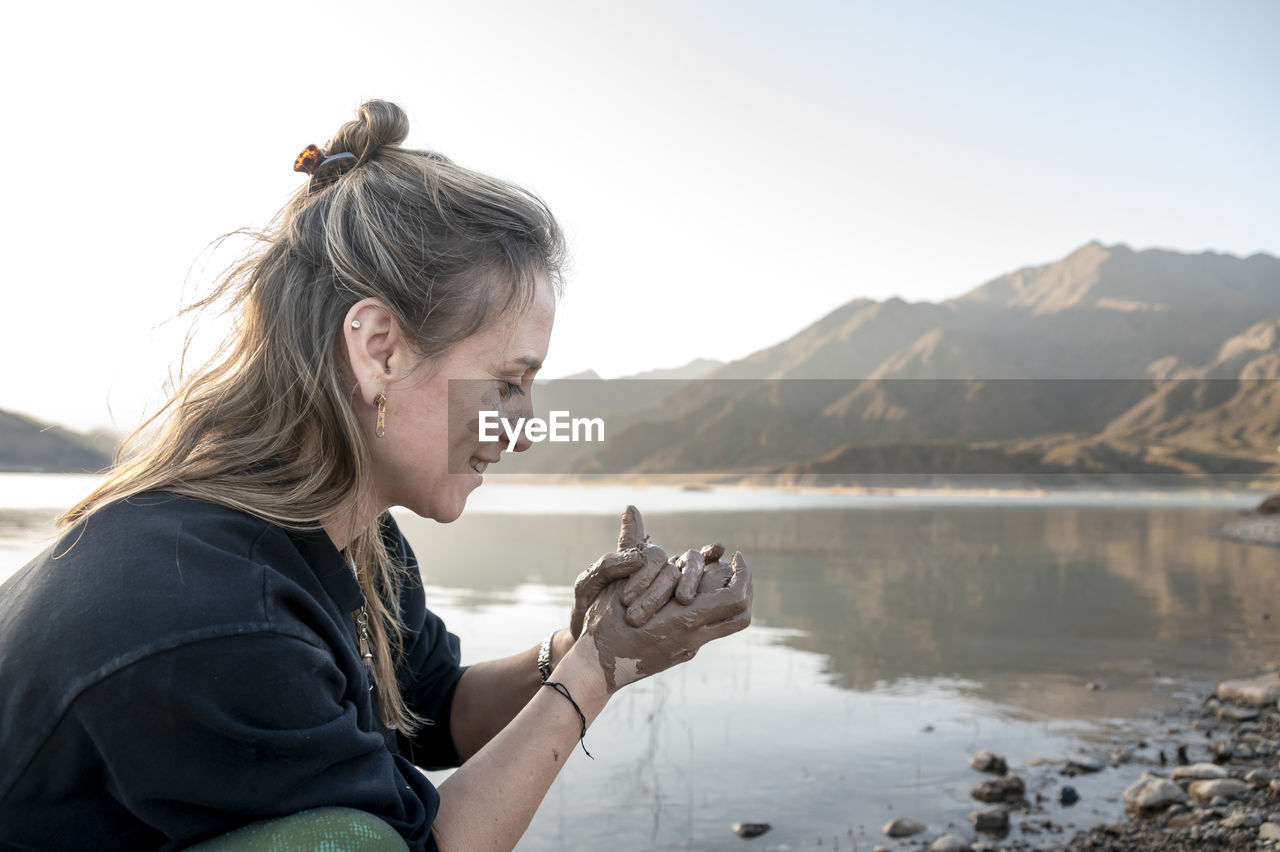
416, 486, 475, 524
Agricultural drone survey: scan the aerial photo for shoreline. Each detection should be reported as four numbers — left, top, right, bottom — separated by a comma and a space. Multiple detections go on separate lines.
866, 672, 1280, 850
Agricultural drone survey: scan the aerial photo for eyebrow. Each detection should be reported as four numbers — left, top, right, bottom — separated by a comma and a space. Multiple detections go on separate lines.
512, 356, 543, 371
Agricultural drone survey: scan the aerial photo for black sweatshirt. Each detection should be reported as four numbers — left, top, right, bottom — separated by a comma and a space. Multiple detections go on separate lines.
0, 493, 464, 851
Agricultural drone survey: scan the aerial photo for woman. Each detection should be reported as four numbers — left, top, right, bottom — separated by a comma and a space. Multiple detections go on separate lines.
0, 100, 752, 850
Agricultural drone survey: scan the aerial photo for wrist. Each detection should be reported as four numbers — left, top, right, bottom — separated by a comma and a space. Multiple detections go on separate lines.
550, 627, 574, 669
555, 634, 610, 707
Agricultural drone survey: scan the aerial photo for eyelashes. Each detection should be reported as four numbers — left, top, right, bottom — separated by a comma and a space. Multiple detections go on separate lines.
499, 382, 525, 399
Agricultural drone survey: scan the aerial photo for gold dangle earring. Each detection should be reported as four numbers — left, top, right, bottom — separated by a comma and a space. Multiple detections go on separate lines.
374, 392, 387, 438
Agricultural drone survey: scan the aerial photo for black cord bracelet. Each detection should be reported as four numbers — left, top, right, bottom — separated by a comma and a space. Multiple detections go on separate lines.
541, 680, 593, 759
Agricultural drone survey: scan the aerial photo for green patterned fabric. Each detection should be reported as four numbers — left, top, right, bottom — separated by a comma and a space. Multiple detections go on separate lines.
187, 807, 410, 851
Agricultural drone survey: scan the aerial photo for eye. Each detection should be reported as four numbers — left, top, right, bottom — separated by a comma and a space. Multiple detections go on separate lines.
499, 381, 525, 399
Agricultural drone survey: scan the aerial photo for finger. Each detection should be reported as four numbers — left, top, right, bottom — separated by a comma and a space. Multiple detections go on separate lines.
620, 543, 668, 606
571, 549, 643, 637
626, 560, 680, 627
698, 562, 733, 594
674, 549, 705, 605
700, 542, 724, 564
618, 505, 645, 551
576, 549, 643, 599
700, 604, 752, 641
684, 553, 751, 625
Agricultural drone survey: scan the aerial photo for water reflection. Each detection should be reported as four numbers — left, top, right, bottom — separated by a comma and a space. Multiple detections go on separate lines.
399, 504, 1280, 720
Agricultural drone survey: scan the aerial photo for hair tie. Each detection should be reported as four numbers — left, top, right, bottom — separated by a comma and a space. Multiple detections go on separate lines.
293, 144, 359, 193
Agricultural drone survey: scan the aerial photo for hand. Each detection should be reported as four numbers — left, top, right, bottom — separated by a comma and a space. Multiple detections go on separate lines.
580, 550, 752, 693
620, 541, 726, 625
569, 506, 647, 638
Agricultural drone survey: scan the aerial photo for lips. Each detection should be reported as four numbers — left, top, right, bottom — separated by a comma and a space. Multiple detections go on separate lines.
469, 458, 490, 474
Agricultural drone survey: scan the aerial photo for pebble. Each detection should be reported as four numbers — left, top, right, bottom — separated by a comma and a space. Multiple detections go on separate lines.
1188, 778, 1251, 803
1217, 674, 1280, 707
1109, 747, 1131, 765
1271, 779, 1280, 795
1235, 743, 1256, 759
1221, 809, 1263, 829
1171, 762, 1227, 781
732, 823, 771, 838
1240, 722, 1263, 734
1064, 755, 1104, 774
881, 817, 925, 838
1059, 785, 1079, 806
1247, 768, 1274, 788
968, 749, 1007, 775
1219, 704, 1261, 722
1124, 774, 1188, 811
928, 835, 969, 852
1262, 823, 1280, 842
971, 775, 1024, 803
1211, 795, 1230, 807
969, 806, 1010, 833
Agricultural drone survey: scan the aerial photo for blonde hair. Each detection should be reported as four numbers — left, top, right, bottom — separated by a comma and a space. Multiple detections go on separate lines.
59, 99, 565, 733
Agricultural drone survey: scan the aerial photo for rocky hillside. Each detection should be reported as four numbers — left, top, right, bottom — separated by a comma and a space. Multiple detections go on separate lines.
501, 243, 1280, 479
0, 409, 113, 473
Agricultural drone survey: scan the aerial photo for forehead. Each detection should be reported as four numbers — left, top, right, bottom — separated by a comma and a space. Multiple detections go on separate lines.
463, 274, 556, 365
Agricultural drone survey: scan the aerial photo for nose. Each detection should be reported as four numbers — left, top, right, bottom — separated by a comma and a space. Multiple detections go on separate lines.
502, 401, 535, 454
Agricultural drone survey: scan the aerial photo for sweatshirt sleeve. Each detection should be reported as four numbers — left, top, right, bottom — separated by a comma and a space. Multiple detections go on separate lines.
67, 631, 440, 851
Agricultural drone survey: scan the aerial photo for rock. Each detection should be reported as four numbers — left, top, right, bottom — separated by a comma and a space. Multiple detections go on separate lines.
1188, 778, 1251, 803
1249, 768, 1275, 787
1063, 755, 1104, 774
1059, 785, 1079, 805
969, 749, 1007, 775
1258, 494, 1280, 514
1222, 809, 1263, 829
1235, 743, 1256, 760
971, 775, 1025, 803
1086, 681, 1104, 691
969, 806, 1009, 833
1271, 779, 1280, 795
731, 823, 771, 838
1217, 674, 1280, 707
1219, 705, 1261, 722
1172, 762, 1228, 781
1124, 774, 1189, 811
881, 817, 925, 838
928, 835, 969, 852
970, 844, 999, 852
1109, 747, 1131, 765
1211, 795, 1230, 807
1239, 722, 1262, 734
1263, 822, 1280, 842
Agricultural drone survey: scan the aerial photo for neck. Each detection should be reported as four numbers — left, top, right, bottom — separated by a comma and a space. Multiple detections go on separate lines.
322, 490, 386, 552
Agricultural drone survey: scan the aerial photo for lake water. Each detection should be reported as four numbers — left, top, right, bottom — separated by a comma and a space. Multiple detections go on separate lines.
3, 474, 1278, 850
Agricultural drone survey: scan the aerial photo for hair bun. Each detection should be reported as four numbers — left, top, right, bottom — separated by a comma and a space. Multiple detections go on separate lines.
327, 99, 410, 163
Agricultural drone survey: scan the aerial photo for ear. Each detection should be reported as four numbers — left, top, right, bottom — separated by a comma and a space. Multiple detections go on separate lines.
342, 299, 405, 405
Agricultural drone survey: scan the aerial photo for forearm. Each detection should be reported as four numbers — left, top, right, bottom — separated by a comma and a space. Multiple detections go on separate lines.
448, 628, 575, 761
431, 638, 608, 851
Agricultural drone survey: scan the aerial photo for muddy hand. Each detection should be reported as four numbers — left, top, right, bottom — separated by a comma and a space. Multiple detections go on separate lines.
626, 541, 727, 621
673, 543, 723, 605
582, 551, 753, 693
570, 507, 648, 638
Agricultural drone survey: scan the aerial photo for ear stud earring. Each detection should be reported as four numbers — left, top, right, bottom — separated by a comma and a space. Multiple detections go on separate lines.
351, 320, 362, 329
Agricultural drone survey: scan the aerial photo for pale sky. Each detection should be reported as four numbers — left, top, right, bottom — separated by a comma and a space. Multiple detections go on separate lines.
2, 0, 1276, 432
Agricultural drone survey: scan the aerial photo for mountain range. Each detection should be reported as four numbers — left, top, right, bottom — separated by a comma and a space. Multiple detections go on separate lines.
4, 241, 1277, 480
501, 242, 1280, 481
